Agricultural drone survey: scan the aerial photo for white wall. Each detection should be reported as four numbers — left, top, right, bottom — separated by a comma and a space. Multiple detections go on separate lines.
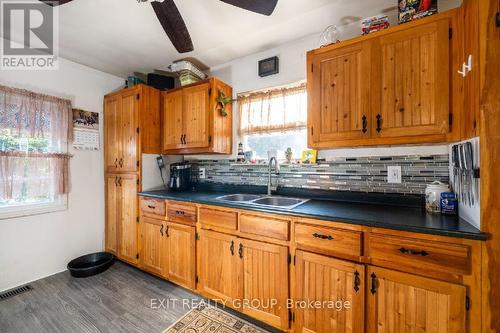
0, 56, 123, 291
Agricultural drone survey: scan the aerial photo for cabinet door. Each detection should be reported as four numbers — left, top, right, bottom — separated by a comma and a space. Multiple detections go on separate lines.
198, 230, 242, 303
105, 174, 119, 254
373, 19, 450, 138
294, 250, 365, 333
117, 174, 139, 265
240, 239, 289, 330
104, 96, 121, 172
367, 266, 466, 333
165, 222, 196, 290
162, 90, 183, 151
182, 83, 210, 149
309, 41, 372, 145
140, 216, 165, 277
119, 91, 138, 172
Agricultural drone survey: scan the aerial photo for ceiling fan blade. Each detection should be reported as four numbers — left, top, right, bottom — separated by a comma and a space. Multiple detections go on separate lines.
220, 0, 278, 16
39, 0, 74, 6
151, 0, 194, 53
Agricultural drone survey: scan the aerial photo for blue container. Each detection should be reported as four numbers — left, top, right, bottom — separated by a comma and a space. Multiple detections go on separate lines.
440, 192, 458, 215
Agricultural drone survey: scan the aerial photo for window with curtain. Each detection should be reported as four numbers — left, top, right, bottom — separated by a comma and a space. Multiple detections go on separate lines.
0, 85, 72, 218
238, 82, 307, 159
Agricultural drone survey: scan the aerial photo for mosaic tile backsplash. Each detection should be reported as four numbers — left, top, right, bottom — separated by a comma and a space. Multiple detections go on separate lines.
189, 154, 450, 195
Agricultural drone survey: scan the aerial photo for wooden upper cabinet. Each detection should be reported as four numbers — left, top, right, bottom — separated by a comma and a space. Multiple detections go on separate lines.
182, 83, 210, 148
294, 250, 365, 333
307, 12, 457, 148
119, 90, 139, 172
162, 90, 183, 151
104, 84, 161, 173
308, 41, 372, 145
367, 266, 466, 333
373, 18, 450, 139
161, 78, 233, 155
104, 96, 121, 172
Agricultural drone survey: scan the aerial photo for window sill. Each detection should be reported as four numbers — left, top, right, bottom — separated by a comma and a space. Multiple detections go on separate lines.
0, 197, 68, 220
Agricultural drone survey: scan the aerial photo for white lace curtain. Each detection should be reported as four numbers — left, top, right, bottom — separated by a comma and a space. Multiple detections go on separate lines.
238, 83, 307, 135
0, 85, 73, 203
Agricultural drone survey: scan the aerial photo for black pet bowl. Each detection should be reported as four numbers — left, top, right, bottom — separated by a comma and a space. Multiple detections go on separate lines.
67, 252, 114, 278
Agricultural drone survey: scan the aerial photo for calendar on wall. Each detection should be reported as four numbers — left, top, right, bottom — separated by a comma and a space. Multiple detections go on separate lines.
72, 109, 100, 151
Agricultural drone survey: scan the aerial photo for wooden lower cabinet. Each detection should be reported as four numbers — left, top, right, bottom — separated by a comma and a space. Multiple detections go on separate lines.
165, 222, 196, 290
240, 238, 289, 330
139, 217, 196, 289
198, 230, 242, 303
105, 173, 138, 266
367, 266, 466, 333
140, 216, 165, 276
198, 230, 290, 330
105, 174, 119, 255
117, 174, 139, 265
294, 250, 365, 333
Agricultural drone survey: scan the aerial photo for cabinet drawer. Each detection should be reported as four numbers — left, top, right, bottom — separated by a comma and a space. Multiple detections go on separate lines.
199, 207, 237, 231
239, 214, 289, 241
295, 223, 362, 258
167, 202, 197, 225
367, 233, 471, 276
140, 198, 166, 217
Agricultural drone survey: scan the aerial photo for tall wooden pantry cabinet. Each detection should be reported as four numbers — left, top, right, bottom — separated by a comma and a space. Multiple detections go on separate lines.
104, 84, 161, 266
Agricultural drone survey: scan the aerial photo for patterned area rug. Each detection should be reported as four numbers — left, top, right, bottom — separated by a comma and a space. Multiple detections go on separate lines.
164, 303, 270, 333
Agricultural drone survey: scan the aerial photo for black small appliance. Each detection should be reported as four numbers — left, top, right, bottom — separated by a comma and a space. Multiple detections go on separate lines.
169, 162, 192, 191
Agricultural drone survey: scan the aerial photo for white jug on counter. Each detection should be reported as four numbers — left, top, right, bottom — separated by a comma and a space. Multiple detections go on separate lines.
425, 181, 450, 213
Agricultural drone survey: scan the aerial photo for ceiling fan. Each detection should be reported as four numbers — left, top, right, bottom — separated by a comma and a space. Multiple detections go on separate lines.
39, 0, 279, 53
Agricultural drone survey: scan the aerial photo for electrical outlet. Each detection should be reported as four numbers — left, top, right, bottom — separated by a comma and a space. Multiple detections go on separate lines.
387, 166, 402, 184
199, 168, 206, 179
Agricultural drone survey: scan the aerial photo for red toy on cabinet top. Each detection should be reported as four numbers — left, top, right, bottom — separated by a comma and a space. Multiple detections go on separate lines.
398, 0, 438, 23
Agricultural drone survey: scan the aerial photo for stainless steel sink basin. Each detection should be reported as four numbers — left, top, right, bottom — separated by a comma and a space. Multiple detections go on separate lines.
216, 194, 309, 209
252, 197, 309, 209
216, 194, 262, 202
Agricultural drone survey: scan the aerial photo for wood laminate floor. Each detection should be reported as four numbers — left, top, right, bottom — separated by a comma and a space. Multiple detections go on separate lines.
0, 261, 204, 333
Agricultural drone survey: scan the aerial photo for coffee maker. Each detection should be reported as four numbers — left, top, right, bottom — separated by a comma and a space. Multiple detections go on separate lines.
169, 162, 192, 191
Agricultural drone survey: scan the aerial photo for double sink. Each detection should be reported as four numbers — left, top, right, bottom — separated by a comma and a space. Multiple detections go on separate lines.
216, 193, 309, 210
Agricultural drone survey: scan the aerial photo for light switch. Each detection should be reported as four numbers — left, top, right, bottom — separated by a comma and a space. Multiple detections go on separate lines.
387, 166, 402, 184
199, 168, 206, 179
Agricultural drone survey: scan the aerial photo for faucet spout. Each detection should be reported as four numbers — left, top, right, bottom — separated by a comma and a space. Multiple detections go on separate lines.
268, 157, 280, 195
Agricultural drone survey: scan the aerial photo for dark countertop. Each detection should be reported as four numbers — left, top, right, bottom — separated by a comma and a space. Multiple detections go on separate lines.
139, 187, 487, 241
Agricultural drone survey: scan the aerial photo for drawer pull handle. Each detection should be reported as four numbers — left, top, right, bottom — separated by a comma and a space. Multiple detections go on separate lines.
166, 225, 170, 237
399, 247, 429, 256
230, 241, 235, 255
354, 271, 361, 293
313, 233, 333, 240
147, 205, 156, 209
175, 211, 185, 216
160, 224, 164, 237
370, 272, 378, 295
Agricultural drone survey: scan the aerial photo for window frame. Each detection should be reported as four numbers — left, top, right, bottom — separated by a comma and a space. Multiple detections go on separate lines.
0, 194, 67, 220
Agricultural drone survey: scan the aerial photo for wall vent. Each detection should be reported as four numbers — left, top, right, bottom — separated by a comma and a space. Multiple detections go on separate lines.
0, 285, 33, 301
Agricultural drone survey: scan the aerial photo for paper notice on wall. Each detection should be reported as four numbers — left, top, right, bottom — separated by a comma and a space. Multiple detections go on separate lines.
72, 109, 100, 151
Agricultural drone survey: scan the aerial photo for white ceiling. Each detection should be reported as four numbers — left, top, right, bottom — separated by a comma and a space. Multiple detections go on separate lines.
4, 0, 460, 78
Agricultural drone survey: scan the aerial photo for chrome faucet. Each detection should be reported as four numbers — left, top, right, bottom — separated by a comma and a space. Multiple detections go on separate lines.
267, 157, 280, 195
